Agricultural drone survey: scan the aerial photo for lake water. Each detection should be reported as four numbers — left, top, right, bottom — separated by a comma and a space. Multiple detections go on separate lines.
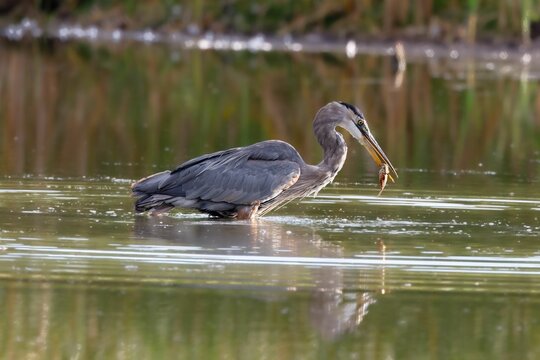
1, 38, 540, 359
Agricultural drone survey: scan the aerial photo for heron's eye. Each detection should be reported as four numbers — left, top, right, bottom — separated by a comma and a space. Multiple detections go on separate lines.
356, 119, 364, 126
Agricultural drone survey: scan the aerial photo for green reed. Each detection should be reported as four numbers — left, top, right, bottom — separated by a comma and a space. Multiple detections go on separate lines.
1, 1, 538, 44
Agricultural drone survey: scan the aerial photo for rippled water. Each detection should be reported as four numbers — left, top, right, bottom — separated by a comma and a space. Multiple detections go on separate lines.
1, 172, 539, 358
1, 36, 540, 358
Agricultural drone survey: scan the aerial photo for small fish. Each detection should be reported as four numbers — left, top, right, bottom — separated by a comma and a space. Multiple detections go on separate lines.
378, 164, 389, 196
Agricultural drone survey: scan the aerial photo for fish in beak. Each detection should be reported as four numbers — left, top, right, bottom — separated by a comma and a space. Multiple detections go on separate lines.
355, 121, 398, 183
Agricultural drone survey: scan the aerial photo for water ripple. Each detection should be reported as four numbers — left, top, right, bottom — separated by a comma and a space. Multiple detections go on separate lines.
6, 246, 540, 275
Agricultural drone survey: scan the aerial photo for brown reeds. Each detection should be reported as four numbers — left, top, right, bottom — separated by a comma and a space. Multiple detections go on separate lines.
0, 42, 538, 180
0, 1, 537, 45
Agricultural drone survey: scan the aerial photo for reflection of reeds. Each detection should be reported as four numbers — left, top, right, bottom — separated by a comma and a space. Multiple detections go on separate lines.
1, 281, 540, 358
0, 42, 539, 181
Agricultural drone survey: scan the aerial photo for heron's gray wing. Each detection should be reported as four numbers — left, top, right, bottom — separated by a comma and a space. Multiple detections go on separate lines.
181, 159, 300, 204
169, 147, 242, 175
158, 141, 302, 205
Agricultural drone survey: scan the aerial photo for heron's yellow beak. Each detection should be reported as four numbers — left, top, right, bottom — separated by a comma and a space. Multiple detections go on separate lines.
357, 124, 398, 182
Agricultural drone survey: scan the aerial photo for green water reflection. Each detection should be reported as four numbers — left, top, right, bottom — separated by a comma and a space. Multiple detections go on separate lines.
1, 175, 539, 359
1, 42, 539, 179
1, 41, 540, 359
3, 282, 540, 359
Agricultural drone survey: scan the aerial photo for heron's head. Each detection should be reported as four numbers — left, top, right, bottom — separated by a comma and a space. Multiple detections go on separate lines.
330, 101, 398, 182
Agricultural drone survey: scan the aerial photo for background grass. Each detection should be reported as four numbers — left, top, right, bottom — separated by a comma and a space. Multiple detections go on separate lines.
1, 0, 540, 44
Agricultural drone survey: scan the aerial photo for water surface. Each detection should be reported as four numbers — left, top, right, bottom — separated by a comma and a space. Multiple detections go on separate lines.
1, 40, 540, 359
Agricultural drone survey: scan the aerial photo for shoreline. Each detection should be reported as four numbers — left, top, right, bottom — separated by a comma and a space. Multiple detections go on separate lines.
3, 18, 540, 73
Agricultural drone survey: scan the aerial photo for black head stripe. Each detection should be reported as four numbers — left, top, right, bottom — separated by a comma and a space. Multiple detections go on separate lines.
338, 101, 364, 119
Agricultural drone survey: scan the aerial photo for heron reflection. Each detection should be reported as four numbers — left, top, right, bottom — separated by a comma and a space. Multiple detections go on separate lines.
134, 216, 386, 340
132, 102, 397, 219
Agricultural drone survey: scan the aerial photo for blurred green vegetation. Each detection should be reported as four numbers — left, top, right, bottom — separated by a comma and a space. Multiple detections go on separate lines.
0, 41, 539, 180
2, 0, 540, 44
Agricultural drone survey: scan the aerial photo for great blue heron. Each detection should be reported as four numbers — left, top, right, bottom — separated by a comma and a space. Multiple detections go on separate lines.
132, 101, 397, 219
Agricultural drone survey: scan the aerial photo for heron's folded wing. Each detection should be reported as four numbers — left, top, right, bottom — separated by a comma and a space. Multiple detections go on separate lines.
158, 156, 300, 205
169, 147, 242, 175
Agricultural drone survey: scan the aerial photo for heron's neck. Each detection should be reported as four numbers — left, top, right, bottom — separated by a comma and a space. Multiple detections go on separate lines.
314, 123, 348, 174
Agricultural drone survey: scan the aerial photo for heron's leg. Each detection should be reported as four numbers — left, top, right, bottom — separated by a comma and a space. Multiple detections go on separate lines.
236, 202, 260, 220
